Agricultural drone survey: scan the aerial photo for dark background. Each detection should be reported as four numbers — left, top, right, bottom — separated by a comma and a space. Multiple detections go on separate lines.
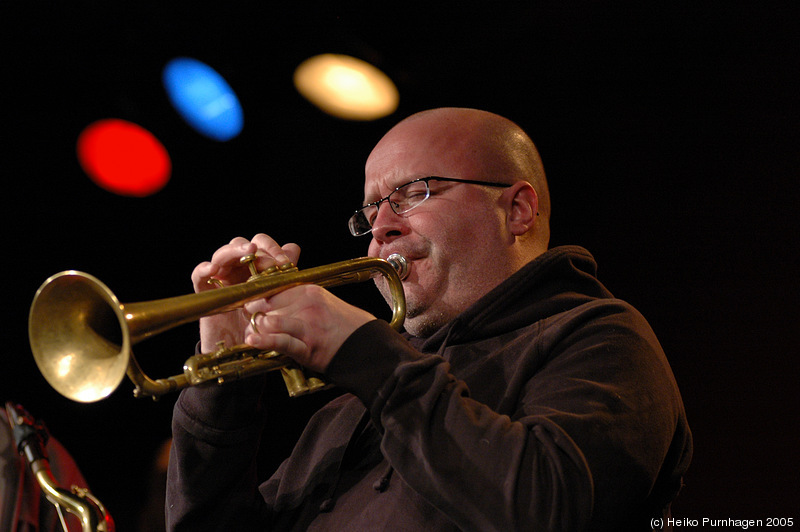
2, 1, 798, 529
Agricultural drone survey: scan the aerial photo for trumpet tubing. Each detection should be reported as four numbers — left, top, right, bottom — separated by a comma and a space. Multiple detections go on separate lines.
28, 255, 406, 403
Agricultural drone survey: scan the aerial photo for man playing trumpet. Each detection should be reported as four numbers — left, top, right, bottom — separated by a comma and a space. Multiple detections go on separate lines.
166, 108, 692, 531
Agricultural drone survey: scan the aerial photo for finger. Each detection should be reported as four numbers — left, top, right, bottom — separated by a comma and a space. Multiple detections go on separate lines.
243, 299, 272, 316
211, 239, 257, 268
250, 233, 285, 257
246, 313, 309, 358
247, 311, 301, 339
242, 286, 307, 327
280, 243, 302, 265
247, 330, 309, 359
246, 234, 292, 269
191, 261, 221, 292
251, 235, 300, 263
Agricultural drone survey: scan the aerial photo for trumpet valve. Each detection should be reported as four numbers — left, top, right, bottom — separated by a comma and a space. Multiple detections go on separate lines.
240, 253, 298, 282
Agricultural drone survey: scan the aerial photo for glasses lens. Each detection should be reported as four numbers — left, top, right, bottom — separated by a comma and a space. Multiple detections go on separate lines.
348, 179, 431, 236
391, 180, 429, 214
348, 206, 376, 236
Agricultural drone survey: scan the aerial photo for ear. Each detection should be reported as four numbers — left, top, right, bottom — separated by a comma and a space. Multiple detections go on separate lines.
504, 181, 538, 236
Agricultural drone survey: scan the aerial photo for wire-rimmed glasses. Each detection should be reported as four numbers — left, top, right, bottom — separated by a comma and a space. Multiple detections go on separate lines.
348, 176, 511, 236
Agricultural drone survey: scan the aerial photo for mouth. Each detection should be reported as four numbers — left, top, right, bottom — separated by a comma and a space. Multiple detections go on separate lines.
376, 245, 427, 283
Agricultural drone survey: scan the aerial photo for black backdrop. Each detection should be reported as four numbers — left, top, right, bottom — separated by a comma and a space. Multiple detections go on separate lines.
2, 2, 798, 528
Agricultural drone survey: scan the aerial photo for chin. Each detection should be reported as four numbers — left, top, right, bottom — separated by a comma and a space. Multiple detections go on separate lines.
403, 313, 448, 338
375, 273, 444, 336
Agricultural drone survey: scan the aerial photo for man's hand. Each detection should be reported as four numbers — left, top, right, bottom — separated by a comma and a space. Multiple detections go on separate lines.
190, 234, 301, 353
244, 284, 376, 373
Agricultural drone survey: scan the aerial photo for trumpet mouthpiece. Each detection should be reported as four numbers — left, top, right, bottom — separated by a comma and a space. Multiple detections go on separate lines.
386, 253, 409, 280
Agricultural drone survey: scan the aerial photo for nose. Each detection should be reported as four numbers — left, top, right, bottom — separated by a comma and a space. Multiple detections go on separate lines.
370, 201, 408, 243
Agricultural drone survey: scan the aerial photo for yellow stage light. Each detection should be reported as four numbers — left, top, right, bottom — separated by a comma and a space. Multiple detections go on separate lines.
294, 54, 399, 121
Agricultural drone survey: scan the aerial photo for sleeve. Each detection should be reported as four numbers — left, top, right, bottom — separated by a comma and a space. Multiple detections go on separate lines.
166, 378, 271, 532
325, 306, 690, 532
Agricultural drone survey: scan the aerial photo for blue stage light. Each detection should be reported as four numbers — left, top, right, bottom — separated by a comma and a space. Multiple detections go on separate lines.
163, 57, 244, 141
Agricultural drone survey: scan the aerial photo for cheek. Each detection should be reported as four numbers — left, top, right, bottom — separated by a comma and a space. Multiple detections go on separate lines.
432, 218, 482, 257
430, 210, 504, 271
367, 239, 380, 258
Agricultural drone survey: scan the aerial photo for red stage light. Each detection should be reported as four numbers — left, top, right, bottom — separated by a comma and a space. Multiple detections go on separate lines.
77, 119, 172, 197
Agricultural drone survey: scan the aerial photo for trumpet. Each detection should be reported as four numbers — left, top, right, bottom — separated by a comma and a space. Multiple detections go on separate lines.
28, 254, 407, 403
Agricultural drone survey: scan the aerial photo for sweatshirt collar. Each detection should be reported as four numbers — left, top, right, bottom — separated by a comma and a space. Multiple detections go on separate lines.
409, 245, 602, 353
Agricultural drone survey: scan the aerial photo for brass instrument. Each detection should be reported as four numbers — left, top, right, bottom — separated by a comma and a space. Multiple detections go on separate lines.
5, 402, 115, 532
28, 254, 407, 403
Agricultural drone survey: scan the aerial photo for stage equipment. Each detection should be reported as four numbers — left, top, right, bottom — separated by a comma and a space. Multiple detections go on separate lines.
29, 254, 407, 403
5, 402, 115, 532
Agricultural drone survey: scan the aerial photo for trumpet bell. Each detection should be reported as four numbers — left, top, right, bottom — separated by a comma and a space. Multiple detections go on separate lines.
29, 271, 131, 403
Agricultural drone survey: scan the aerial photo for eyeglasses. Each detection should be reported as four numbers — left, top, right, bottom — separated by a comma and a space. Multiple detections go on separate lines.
348, 176, 512, 236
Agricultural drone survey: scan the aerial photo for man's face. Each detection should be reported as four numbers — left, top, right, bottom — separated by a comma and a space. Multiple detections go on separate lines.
363, 119, 510, 337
